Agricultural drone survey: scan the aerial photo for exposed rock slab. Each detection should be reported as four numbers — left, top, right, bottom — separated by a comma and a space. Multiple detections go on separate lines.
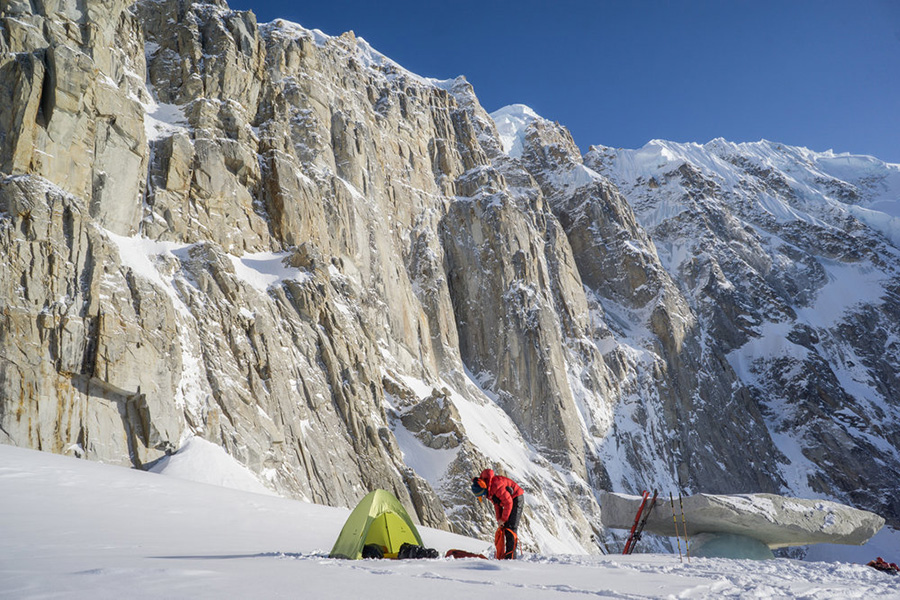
601, 492, 884, 548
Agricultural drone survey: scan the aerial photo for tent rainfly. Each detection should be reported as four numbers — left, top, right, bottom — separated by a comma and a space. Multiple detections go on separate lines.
329, 489, 424, 559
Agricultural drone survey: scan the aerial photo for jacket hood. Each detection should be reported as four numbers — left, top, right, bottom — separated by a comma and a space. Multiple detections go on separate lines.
480, 468, 495, 483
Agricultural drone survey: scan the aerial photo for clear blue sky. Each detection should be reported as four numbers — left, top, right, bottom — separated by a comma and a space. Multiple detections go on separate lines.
228, 0, 900, 163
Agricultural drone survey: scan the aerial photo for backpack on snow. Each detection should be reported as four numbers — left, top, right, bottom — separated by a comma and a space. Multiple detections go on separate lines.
494, 526, 518, 560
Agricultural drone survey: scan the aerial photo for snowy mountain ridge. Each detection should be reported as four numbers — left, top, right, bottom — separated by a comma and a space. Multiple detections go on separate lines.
487, 100, 900, 533
583, 128, 900, 525
589, 137, 900, 240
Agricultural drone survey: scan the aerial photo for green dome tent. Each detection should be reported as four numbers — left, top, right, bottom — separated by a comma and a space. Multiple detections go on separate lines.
329, 489, 424, 559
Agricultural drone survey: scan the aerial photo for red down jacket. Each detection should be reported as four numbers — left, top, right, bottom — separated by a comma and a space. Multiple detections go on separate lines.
481, 468, 523, 523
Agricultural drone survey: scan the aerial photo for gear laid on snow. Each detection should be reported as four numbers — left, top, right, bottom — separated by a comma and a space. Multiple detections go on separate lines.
445, 549, 489, 560
397, 542, 439, 559
867, 557, 899, 575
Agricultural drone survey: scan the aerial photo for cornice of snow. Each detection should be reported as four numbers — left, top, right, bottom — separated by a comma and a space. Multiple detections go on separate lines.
490, 104, 543, 158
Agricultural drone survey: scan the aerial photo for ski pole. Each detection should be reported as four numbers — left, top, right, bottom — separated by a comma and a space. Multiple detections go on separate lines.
679, 491, 690, 563
670, 492, 682, 563
590, 533, 609, 555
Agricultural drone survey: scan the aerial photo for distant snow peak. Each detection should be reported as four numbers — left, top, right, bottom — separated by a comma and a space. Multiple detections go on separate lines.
593, 137, 900, 247
490, 104, 542, 157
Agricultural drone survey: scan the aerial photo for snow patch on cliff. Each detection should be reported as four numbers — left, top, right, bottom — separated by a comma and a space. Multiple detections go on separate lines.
227, 252, 310, 293
104, 231, 192, 314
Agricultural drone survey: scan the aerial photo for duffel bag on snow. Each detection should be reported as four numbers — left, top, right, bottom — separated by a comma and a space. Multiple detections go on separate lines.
398, 542, 438, 559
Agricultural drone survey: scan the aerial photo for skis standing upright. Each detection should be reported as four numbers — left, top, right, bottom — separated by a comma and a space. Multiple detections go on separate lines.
622, 490, 650, 555
626, 490, 658, 554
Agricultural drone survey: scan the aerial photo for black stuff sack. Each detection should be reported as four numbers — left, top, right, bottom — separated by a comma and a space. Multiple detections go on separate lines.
362, 544, 384, 559
398, 542, 439, 559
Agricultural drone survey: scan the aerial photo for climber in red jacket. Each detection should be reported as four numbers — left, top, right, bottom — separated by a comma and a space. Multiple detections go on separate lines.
471, 468, 524, 559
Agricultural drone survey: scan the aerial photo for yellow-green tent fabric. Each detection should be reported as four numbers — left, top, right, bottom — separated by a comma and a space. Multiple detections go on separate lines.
329, 489, 423, 559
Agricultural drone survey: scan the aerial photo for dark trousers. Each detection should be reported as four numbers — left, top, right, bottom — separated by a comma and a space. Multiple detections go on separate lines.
502, 495, 524, 559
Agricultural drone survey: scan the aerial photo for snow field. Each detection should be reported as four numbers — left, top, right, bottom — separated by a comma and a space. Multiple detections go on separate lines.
2, 444, 898, 599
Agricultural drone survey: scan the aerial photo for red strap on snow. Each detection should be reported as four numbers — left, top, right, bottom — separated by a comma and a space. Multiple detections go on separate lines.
445, 549, 489, 559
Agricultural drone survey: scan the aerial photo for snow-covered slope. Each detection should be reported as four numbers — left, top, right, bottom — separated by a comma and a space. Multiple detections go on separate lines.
590, 139, 900, 243
3, 444, 899, 599
147, 435, 276, 495
584, 138, 900, 525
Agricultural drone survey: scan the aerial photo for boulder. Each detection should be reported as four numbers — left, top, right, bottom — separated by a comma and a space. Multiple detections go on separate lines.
601, 492, 884, 549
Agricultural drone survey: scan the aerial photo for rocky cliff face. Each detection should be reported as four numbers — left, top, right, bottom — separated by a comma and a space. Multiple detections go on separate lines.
586, 139, 900, 528
1, 0, 897, 552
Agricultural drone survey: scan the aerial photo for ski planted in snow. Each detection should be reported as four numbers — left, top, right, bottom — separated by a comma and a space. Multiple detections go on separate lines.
626, 490, 658, 554
622, 490, 650, 555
